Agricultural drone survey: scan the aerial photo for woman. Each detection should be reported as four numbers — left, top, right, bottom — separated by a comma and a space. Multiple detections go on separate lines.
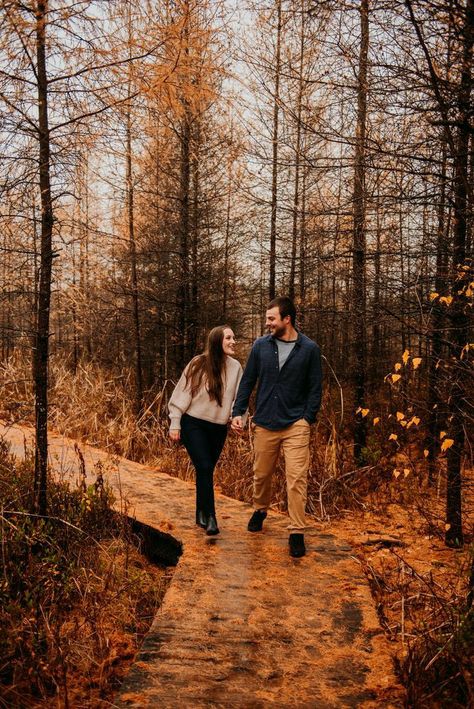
168, 326, 242, 536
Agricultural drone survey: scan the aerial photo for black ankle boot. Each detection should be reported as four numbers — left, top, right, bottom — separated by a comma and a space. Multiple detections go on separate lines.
196, 510, 208, 528
206, 514, 219, 536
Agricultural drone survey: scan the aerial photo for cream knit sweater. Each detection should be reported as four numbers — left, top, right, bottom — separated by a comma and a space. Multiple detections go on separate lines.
168, 356, 243, 431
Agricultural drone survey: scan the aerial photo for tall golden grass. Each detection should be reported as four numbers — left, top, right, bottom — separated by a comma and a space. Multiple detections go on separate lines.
0, 351, 371, 519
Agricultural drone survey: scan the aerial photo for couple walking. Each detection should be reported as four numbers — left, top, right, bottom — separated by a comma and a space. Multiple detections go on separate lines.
168, 297, 322, 558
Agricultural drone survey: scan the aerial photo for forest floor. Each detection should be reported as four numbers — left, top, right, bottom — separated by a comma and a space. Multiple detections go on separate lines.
1, 421, 404, 708
2, 419, 472, 706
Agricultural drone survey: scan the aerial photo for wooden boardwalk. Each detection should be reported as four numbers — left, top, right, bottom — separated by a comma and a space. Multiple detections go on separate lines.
1, 423, 402, 708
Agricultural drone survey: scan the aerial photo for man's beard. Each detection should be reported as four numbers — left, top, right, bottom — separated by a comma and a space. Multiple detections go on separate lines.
270, 324, 286, 338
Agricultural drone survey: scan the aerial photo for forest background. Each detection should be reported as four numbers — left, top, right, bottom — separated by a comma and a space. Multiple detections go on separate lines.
0, 0, 473, 706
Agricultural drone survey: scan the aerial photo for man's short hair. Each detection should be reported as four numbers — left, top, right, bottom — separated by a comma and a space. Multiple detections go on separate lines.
267, 296, 296, 326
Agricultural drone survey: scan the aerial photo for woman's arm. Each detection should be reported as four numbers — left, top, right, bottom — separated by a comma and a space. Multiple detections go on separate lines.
168, 366, 192, 436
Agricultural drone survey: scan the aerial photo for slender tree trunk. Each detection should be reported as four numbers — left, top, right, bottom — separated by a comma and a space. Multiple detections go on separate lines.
269, 0, 282, 300
178, 110, 191, 369
190, 122, 200, 355
299, 158, 307, 329
289, 0, 305, 300
352, 0, 369, 464
126, 91, 144, 414
445, 0, 473, 547
223, 157, 232, 319
426, 140, 448, 484
33, 0, 54, 515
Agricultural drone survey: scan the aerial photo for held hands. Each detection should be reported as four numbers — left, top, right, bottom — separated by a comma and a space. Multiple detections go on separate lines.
231, 416, 243, 434
169, 430, 180, 442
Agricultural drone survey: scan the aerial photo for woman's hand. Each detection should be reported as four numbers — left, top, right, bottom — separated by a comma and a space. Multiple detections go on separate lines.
169, 430, 180, 442
231, 416, 243, 433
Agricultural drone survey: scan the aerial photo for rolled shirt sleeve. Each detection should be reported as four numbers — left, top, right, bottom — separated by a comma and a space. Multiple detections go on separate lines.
232, 343, 259, 418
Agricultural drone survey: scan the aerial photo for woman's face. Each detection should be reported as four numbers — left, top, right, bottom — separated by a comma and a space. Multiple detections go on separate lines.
222, 328, 236, 356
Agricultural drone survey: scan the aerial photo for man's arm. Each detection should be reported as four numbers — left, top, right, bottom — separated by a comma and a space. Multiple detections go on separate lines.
303, 345, 322, 424
231, 341, 260, 420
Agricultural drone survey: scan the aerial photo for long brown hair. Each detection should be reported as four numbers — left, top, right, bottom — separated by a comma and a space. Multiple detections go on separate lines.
185, 325, 231, 407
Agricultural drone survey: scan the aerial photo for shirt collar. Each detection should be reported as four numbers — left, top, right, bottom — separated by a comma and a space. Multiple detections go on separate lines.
269, 330, 302, 346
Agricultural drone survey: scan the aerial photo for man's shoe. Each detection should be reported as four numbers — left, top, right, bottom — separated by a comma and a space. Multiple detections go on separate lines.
289, 533, 306, 558
196, 510, 208, 528
206, 514, 220, 536
247, 510, 267, 532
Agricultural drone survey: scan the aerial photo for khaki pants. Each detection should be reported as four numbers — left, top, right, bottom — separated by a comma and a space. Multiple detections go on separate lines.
252, 419, 311, 531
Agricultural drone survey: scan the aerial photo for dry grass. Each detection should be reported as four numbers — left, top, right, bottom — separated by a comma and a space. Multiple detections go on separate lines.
0, 441, 172, 708
2, 352, 474, 706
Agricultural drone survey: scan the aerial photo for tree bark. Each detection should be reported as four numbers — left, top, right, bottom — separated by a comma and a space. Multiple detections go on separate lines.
352, 0, 369, 464
269, 0, 282, 300
289, 0, 305, 301
445, 0, 473, 547
33, 0, 54, 515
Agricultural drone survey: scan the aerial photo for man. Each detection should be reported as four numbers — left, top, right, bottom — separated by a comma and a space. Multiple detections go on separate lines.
232, 296, 322, 558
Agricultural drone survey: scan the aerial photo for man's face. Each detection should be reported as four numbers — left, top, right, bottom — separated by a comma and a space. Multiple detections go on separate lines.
265, 306, 289, 338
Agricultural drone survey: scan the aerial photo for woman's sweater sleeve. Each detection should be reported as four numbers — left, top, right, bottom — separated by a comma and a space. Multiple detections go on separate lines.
168, 368, 192, 431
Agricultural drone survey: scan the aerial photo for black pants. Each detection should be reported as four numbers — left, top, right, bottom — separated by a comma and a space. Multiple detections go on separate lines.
180, 414, 227, 516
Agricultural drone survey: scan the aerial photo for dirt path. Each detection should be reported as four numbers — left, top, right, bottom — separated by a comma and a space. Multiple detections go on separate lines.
1, 423, 403, 707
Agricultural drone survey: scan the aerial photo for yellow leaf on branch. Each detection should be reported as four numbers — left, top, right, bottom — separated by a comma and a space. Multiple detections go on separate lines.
402, 350, 410, 365
404, 469, 410, 477
424, 449, 429, 458
445, 523, 451, 531
396, 411, 405, 421
412, 357, 422, 369
361, 408, 369, 417
441, 438, 454, 452
440, 295, 453, 305
440, 431, 446, 439
389, 433, 398, 441
373, 417, 380, 425
394, 362, 402, 371
429, 292, 438, 301
391, 374, 401, 383
393, 469, 401, 478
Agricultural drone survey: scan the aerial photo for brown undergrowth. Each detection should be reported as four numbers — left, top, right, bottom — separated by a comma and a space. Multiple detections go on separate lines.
2, 354, 473, 706
0, 440, 172, 708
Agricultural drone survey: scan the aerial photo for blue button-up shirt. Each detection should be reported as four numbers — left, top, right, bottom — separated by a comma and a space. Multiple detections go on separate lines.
232, 332, 323, 430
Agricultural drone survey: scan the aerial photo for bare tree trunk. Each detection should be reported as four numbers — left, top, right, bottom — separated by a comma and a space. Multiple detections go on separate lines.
223, 155, 232, 319
289, 0, 305, 300
426, 140, 448, 484
33, 0, 53, 516
189, 122, 200, 355
126, 89, 144, 414
445, 0, 473, 547
352, 0, 369, 464
269, 0, 282, 300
